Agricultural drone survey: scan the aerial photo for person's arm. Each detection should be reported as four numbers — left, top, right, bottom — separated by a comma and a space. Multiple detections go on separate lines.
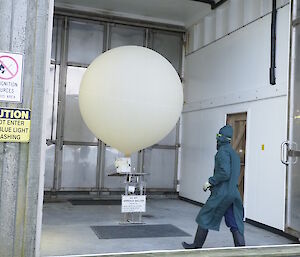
208, 150, 231, 186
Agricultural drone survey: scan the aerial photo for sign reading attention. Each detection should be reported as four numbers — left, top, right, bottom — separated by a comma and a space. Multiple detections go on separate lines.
0, 52, 23, 102
0, 108, 31, 142
121, 195, 146, 213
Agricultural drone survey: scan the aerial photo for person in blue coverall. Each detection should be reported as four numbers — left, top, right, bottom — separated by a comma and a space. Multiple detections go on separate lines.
182, 125, 245, 249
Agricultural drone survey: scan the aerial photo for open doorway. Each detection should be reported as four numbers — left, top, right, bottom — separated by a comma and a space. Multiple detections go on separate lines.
226, 112, 247, 202
42, 9, 187, 256
44, 16, 183, 196
40, 1, 298, 256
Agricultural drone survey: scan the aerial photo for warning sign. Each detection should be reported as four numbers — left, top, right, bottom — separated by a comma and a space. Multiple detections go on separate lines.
121, 195, 146, 213
0, 108, 31, 143
0, 52, 23, 102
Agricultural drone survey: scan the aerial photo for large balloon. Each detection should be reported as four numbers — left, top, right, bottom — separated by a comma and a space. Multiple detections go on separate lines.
79, 46, 183, 156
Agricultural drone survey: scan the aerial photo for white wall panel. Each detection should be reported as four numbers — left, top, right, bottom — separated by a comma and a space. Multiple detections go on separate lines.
197, 22, 205, 49
187, 26, 196, 53
243, 0, 261, 25
203, 14, 216, 45
180, 110, 224, 204
261, 0, 272, 16
180, 5, 290, 230
180, 97, 287, 230
216, 4, 229, 39
184, 6, 289, 106
228, 0, 244, 32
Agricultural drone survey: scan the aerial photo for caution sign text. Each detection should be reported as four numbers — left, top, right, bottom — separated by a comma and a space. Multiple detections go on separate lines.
0, 108, 31, 143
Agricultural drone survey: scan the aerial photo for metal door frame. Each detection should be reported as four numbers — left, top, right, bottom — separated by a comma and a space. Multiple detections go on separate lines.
283, 0, 300, 238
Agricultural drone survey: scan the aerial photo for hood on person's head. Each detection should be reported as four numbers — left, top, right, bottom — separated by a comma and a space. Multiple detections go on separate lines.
219, 125, 233, 139
216, 125, 233, 149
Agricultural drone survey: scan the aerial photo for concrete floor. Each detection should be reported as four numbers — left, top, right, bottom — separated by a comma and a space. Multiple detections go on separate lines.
41, 198, 295, 257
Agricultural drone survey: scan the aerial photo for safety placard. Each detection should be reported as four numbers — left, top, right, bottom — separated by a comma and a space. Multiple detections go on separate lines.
0, 108, 31, 143
0, 52, 23, 102
121, 195, 146, 213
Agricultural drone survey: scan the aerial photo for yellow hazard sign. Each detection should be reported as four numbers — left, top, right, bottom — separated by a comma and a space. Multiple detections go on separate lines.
0, 107, 31, 142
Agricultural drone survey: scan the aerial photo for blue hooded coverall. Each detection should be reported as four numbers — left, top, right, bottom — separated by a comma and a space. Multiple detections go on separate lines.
196, 125, 244, 235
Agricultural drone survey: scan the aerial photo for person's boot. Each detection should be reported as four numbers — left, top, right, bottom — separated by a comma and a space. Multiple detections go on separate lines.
232, 230, 245, 247
182, 226, 208, 249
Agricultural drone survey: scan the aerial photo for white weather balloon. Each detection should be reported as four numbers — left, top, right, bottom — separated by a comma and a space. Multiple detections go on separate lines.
79, 46, 183, 156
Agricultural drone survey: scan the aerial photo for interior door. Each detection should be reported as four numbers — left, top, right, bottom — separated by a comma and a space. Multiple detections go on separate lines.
226, 112, 247, 202
283, 0, 300, 237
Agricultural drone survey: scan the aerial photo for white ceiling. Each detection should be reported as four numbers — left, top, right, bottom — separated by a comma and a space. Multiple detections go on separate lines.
54, 0, 212, 27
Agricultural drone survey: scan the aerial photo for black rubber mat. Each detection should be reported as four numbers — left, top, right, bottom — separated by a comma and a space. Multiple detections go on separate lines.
91, 224, 190, 239
69, 200, 121, 205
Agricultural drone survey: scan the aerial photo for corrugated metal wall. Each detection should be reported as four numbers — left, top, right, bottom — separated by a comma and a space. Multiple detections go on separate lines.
186, 0, 289, 54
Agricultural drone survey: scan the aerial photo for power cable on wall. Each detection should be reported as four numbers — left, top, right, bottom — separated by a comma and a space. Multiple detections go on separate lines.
270, 0, 277, 85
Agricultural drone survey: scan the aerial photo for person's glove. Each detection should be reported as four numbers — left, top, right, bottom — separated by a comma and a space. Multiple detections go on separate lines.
203, 181, 211, 192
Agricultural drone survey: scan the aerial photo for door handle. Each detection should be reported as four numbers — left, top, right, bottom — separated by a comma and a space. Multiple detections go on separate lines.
281, 141, 289, 165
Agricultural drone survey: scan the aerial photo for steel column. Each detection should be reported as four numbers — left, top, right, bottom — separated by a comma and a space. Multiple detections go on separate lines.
53, 17, 68, 191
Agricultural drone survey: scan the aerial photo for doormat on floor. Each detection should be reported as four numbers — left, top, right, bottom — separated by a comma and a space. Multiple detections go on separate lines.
91, 224, 190, 239
69, 200, 121, 205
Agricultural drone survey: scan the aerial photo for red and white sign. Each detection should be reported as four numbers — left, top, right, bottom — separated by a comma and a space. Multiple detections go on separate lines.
0, 52, 23, 102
